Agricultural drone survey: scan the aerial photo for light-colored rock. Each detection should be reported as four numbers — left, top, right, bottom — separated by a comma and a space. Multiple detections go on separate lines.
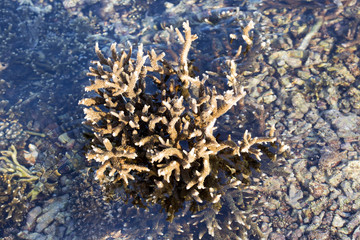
291, 92, 310, 114
35, 194, 69, 233
25, 206, 42, 231
332, 214, 346, 228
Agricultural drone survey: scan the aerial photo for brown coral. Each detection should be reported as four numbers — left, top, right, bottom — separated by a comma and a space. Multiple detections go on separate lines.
80, 21, 283, 238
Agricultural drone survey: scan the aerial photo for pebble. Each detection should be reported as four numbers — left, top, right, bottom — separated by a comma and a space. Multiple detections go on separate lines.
317, 127, 338, 147
347, 151, 358, 160
269, 232, 286, 240
312, 169, 326, 183
348, 87, 360, 109
262, 89, 277, 104
352, 226, 360, 239
339, 211, 360, 234
335, 119, 359, 140
338, 195, 352, 212
17, 231, 46, 240
290, 228, 305, 239
310, 197, 329, 216
293, 159, 308, 185
306, 211, 325, 231
24, 206, 42, 231
328, 172, 343, 187
297, 70, 312, 80
287, 183, 303, 209
35, 194, 69, 233
324, 110, 360, 142
309, 181, 330, 198
305, 109, 320, 124
307, 229, 330, 240
343, 161, 360, 183
332, 214, 346, 228
341, 181, 354, 198
318, 147, 343, 171
268, 50, 303, 69
291, 92, 310, 114
279, 75, 293, 88
353, 199, 360, 211
36, 208, 58, 233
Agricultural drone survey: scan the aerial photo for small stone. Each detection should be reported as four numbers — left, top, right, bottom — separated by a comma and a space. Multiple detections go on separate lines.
291, 92, 309, 114
307, 229, 330, 240
325, 86, 339, 108
25, 206, 42, 231
36, 208, 57, 233
279, 75, 293, 88
348, 151, 358, 160
260, 222, 270, 232
339, 99, 351, 113
332, 214, 346, 228
329, 63, 355, 85
310, 197, 328, 216
277, 66, 287, 76
262, 90, 277, 104
318, 147, 344, 171
306, 211, 325, 231
266, 198, 280, 211
329, 188, 342, 200
269, 232, 286, 240
324, 110, 360, 142
294, 122, 312, 135
35, 194, 68, 233
344, 161, 360, 183
353, 226, 360, 240
312, 169, 326, 183
285, 57, 302, 69
340, 142, 353, 151
297, 70, 312, 80
293, 159, 308, 185
329, 202, 338, 211
328, 172, 343, 187
353, 199, 360, 211
277, 59, 286, 66
287, 183, 303, 209
338, 195, 351, 212
288, 111, 305, 119
339, 211, 360, 234
313, 117, 327, 129
348, 87, 360, 109
305, 109, 320, 124
309, 181, 329, 198
43, 221, 57, 235
17, 231, 46, 240
291, 228, 305, 239
317, 126, 338, 145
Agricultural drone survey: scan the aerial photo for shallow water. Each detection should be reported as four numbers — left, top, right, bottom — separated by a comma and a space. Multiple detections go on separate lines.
0, 0, 360, 239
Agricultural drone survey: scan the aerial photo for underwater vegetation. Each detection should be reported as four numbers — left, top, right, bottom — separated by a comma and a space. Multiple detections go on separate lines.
80, 21, 288, 238
0, 145, 59, 233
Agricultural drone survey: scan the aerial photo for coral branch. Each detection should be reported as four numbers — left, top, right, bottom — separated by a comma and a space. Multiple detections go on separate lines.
80, 21, 287, 238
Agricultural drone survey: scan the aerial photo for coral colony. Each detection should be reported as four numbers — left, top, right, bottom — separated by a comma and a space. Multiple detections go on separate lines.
80, 21, 287, 237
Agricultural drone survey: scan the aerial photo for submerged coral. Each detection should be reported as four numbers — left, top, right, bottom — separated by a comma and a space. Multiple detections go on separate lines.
80, 21, 286, 238
0, 145, 59, 233
0, 145, 39, 182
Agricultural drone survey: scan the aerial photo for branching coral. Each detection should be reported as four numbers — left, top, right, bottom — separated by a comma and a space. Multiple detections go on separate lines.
80, 21, 285, 237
